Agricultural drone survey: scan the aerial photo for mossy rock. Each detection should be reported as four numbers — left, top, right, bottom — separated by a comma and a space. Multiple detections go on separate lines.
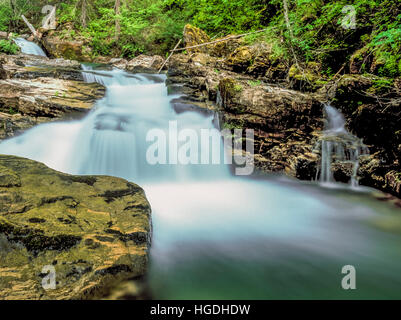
225, 44, 273, 76
41, 36, 90, 62
0, 155, 151, 300
288, 62, 324, 91
183, 24, 210, 54
225, 46, 254, 71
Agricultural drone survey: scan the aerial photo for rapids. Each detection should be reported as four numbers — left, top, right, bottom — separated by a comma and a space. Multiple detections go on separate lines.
0, 60, 401, 299
13, 38, 47, 56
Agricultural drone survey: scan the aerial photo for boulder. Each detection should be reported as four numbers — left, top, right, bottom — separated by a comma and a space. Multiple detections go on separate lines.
358, 154, 401, 198
109, 58, 128, 70
225, 43, 285, 80
209, 35, 244, 58
41, 35, 91, 62
183, 24, 210, 54
0, 155, 151, 300
225, 46, 254, 72
0, 57, 7, 80
326, 74, 401, 169
349, 47, 372, 74
286, 152, 319, 180
0, 53, 104, 138
126, 55, 165, 73
182, 25, 244, 57
167, 53, 248, 103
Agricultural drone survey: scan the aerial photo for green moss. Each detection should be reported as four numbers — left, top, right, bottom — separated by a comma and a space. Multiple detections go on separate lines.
234, 84, 243, 92
0, 154, 151, 299
369, 77, 394, 94
222, 122, 243, 130
248, 80, 261, 87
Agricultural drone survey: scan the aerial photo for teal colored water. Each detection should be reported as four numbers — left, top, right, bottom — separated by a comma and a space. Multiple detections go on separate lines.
1, 61, 400, 299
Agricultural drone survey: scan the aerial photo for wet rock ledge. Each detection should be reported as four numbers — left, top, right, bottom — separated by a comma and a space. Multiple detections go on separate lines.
0, 155, 151, 300
0, 53, 105, 140
166, 24, 401, 198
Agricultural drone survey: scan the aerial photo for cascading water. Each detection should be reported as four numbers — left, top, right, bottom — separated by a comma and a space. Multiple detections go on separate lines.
0, 56, 401, 298
316, 104, 368, 187
13, 38, 47, 57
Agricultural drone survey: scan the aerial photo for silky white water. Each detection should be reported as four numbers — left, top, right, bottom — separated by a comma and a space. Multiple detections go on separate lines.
13, 38, 47, 57
317, 104, 368, 187
0, 61, 401, 298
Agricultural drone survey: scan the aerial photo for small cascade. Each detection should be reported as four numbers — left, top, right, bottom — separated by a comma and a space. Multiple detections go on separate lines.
81, 64, 137, 87
1, 61, 401, 299
13, 38, 47, 57
315, 104, 368, 187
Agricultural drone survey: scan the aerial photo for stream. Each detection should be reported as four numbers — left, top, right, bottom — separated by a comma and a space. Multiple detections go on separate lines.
3, 42, 401, 299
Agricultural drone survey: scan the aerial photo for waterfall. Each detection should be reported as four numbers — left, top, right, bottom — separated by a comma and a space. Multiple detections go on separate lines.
316, 104, 368, 187
13, 38, 47, 57
0, 66, 400, 299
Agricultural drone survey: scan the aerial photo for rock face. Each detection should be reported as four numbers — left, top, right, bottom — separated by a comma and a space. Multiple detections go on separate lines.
0, 155, 151, 300
167, 48, 323, 179
1, 53, 84, 81
0, 54, 104, 139
126, 55, 165, 73
322, 74, 401, 197
0, 78, 104, 118
168, 25, 401, 198
0, 112, 50, 140
218, 78, 323, 175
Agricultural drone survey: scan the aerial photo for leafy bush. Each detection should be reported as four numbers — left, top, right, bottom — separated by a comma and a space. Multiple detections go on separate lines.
0, 3, 11, 32
1, 0, 399, 80
0, 39, 19, 54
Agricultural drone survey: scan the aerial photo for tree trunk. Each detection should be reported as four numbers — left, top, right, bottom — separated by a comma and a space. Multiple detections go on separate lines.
9, 0, 16, 30
115, 0, 121, 41
81, 0, 87, 28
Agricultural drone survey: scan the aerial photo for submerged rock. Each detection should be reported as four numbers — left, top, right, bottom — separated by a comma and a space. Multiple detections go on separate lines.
0, 155, 151, 300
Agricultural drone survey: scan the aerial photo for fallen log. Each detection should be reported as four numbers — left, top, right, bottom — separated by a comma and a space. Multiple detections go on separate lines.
158, 39, 182, 73
21, 15, 39, 39
170, 28, 270, 52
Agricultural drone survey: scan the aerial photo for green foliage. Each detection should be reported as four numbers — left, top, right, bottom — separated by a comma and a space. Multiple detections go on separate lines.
371, 77, 395, 94
0, 39, 19, 54
0, 0, 399, 81
248, 80, 261, 87
0, 3, 12, 32
233, 84, 243, 92
8, 107, 17, 115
